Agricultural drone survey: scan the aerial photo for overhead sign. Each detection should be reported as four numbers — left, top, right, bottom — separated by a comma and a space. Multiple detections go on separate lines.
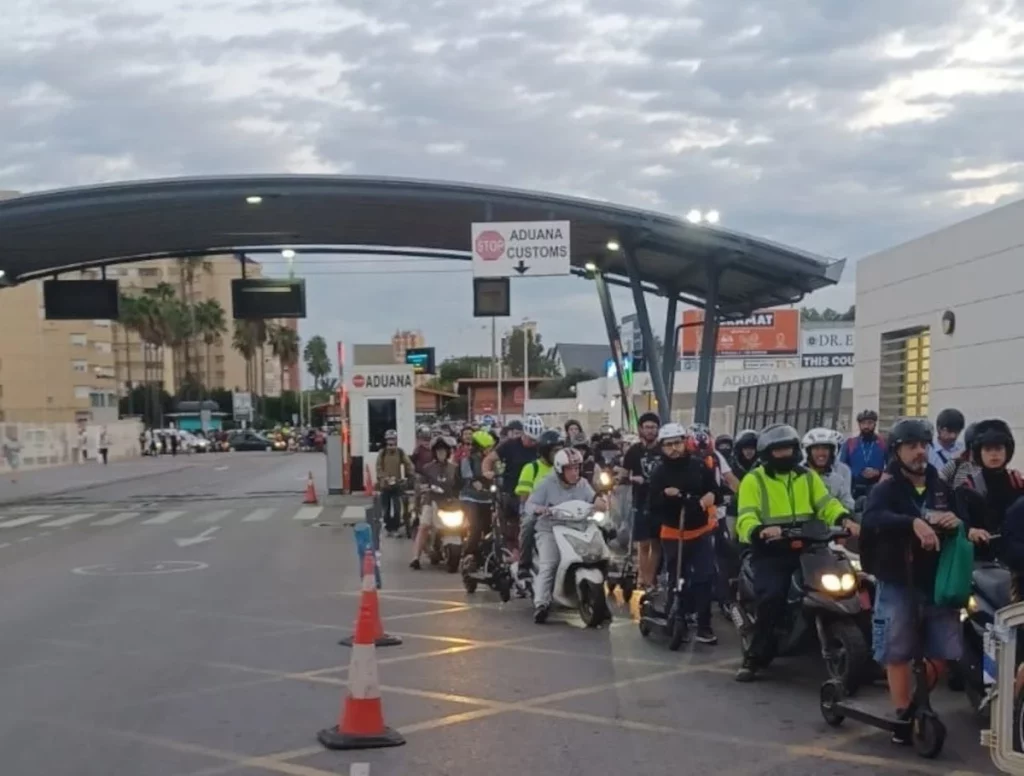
680, 308, 799, 358
471, 221, 571, 278
405, 346, 436, 375
351, 372, 413, 391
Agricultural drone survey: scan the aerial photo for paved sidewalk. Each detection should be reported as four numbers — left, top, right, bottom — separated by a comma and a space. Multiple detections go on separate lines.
0, 456, 197, 504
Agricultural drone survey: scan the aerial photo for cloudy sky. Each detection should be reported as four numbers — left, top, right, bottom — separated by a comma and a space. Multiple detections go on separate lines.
4, 0, 1024, 360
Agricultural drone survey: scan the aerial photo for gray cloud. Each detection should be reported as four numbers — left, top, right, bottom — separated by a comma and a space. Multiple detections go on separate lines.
3, 0, 1024, 356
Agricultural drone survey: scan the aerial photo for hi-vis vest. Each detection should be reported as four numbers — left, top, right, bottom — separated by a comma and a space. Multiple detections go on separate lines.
735, 466, 846, 544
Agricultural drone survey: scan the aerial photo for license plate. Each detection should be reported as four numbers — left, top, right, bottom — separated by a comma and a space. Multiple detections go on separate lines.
442, 536, 462, 546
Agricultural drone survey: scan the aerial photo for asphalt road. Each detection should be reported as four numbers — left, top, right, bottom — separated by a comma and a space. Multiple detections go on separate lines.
0, 452, 1004, 776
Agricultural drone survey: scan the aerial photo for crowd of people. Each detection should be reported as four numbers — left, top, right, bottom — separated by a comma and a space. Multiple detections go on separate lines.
376, 406, 1024, 743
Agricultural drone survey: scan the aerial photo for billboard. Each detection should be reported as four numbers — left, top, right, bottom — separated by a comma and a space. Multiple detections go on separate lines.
680, 309, 800, 358
800, 326, 855, 368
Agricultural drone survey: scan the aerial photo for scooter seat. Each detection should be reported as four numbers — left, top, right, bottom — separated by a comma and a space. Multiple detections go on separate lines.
973, 565, 1012, 609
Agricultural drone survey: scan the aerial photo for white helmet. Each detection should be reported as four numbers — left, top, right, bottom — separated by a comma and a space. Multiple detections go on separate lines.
384, 429, 398, 441
523, 414, 545, 440
802, 427, 839, 455
553, 447, 584, 475
657, 422, 687, 443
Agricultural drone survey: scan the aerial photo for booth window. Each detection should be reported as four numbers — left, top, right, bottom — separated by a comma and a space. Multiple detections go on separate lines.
367, 398, 398, 453
878, 326, 930, 427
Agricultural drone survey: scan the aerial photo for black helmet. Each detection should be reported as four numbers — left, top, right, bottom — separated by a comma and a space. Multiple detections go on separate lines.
735, 429, 758, 449
537, 429, 563, 461
856, 409, 879, 423
887, 417, 933, 453
936, 408, 966, 434
506, 419, 524, 432
964, 422, 979, 451
970, 419, 1015, 464
756, 424, 801, 461
715, 434, 733, 450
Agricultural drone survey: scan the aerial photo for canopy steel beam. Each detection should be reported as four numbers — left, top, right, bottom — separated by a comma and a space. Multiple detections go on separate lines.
593, 270, 632, 430
622, 239, 671, 422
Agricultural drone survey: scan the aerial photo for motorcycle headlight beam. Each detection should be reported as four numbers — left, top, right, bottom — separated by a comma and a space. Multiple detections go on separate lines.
590, 511, 607, 523
438, 510, 464, 528
820, 573, 842, 593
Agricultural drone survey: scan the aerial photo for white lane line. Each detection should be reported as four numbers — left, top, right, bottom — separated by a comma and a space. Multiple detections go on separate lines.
214, 465, 229, 471
40, 513, 97, 528
351, 764, 369, 776
0, 515, 52, 529
141, 511, 186, 525
241, 508, 275, 522
17, 536, 33, 543
91, 512, 141, 526
195, 509, 232, 524
0, 542, 10, 549
292, 506, 323, 521
341, 505, 367, 522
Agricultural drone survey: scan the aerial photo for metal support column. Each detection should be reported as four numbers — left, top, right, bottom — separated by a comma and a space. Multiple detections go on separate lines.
622, 242, 671, 422
593, 270, 632, 429
661, 292, 678, 416
693, 264, 721, 425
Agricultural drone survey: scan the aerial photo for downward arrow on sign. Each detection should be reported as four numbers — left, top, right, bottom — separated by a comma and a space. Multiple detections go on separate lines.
513, 260, 530, 274
175, 526, 220, 548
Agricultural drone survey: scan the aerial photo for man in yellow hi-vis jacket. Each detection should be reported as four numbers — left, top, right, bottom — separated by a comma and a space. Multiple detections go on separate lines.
735, 424, 858, 682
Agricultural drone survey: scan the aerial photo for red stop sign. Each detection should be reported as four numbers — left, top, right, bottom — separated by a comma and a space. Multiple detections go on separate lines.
352, 375, 365, 388
475, 230, 505, 261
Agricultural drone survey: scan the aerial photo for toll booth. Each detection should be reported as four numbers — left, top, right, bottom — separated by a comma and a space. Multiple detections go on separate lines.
346, 364, 416, 481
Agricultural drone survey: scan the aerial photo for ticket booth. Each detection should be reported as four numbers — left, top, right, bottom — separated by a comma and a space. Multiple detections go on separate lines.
347, 365, 416, 478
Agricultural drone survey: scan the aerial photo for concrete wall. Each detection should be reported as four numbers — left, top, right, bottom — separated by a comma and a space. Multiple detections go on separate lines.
854, 196, 1024, 449
0, 418, 144, 473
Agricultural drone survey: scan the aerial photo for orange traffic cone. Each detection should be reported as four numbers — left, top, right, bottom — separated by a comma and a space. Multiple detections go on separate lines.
338, 546, 402, 648
318, 551, 405, 751
303, 472, 319, 505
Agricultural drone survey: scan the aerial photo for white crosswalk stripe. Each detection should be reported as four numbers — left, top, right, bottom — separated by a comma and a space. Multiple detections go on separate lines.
0, 514, 52, 529
141, 511, 186, 525
292, 506, 323, 521
40, 513, 97, 527
91, 512, 141, 526
195, 509, 232, 524
241, 508, 275, 522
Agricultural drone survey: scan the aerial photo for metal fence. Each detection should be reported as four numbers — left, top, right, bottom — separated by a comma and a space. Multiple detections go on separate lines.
733, 375, 844, 436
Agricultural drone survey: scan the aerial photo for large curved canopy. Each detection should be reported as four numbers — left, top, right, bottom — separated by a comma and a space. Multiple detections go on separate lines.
0, 175, 844, 314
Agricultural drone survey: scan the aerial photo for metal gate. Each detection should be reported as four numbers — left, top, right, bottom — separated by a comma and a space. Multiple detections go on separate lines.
733, 375, 844, 436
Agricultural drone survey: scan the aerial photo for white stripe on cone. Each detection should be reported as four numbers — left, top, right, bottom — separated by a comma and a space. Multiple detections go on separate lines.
361, 564, 375, 592
348, 643, 381, 700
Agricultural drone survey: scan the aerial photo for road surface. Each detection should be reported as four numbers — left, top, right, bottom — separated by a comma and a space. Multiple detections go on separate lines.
0, 452, 1002, 775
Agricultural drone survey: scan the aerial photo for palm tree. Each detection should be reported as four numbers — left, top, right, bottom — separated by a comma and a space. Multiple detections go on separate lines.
193, 299, 227, 393
118, 294, 144, 417
232, 320, 266, 393
267, 323, 300, 394
176, 257, 213, 394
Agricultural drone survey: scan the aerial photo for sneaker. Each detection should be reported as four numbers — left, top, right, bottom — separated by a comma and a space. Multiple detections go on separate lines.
735, 659, 757, 683
409, 559, 421, 570
695, 627, 718, 645
533, 604, 550, 624
891, 709, 912, 745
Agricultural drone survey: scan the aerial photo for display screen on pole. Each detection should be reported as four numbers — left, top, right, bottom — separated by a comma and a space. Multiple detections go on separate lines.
43, 279, 121, 320
473, 277, 510, 317
231, 279, 307, 319
405, 347, 436, 375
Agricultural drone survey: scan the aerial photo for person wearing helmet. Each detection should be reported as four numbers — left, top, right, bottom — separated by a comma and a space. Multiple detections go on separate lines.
715, 434, 734, 461
840, 410, 887, 499
524, 447, 608, 622
593, 425, 622, 468
802, 428, 855, 512
647, 422, 721, 644
459, 429, 497, 570
861, 418, 963, 742
515, 429, 565, 578
734, 423, 856, 682
453, 426, 474, 465
730, 430, 760, 480
621, 412, 663, 588
375, 430, 414, 536
483, 415, 541, 495
410, 425, 434, 476
569, 430, 596, 483
929, 408, 966, 471
410, 436, 461, 569
955, 419, 1024, 562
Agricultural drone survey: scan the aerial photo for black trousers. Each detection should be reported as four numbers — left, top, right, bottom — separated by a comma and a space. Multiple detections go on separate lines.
747, 552, 801, 662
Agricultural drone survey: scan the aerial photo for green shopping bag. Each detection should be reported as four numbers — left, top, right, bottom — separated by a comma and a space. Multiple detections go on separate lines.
933, 524, 974, 607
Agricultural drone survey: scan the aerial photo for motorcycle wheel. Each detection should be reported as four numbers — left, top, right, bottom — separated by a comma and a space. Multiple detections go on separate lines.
445, 546, 461, 574
911, 711, 946, 759
497, 573, 512, 603
819, 679, 846, 727
462, 574, 478, 594
578, 580, 610, 628
823, 620, 870, 697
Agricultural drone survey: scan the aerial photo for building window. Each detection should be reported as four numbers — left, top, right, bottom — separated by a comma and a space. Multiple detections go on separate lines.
74, 385, 91, 400
878, 326, 931, 427
93, 319, 111, 327
70, 333, 87, 346
89, 391, 106, 407
94, 341, 112, 354
138, 267, 160, 278
72, 360, 88, 373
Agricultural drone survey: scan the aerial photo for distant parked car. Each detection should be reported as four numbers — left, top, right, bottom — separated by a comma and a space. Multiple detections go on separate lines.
228, 430, 272, 452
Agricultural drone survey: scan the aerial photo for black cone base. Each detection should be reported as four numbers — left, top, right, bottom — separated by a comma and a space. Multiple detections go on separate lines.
317, 724, 405, 750
338, 633, 403, 647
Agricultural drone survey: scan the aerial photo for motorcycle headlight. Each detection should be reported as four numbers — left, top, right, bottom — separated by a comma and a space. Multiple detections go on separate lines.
966, 595, 979, 614
820, 573, 842, 592
590, 510, 607, 523
598, 472, 612, 488
840, 573, 856, 592
438, 510, 464, 528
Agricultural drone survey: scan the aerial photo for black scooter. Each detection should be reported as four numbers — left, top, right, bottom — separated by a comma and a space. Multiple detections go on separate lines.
733, 521, 871, 694
953, 536, 1010, 717
461, 485, 514, 602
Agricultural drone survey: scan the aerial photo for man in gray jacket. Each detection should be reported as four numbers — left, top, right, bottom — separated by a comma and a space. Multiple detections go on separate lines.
524, 448, 607, 623
802, 428, 855, 512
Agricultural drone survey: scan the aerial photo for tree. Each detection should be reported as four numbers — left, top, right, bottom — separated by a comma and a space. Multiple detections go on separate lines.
303, 335, 332, 389
502, 327, 559, 378
268, 323, 301, 391
232, 320, 266, 393
533, 369, 597, 399
193, 299, 227, 393
801, 305, 855, 322
437, 356, 493, 387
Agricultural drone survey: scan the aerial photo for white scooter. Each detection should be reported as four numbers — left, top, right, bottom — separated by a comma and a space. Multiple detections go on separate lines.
511, 500, 615, 628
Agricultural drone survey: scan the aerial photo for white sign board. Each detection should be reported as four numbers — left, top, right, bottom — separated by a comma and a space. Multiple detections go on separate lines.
232, 391, 252, 419
471, 221, 571, 278
801, 326, 854, 368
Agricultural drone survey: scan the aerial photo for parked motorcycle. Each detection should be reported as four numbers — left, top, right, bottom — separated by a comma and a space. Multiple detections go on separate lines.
425, 484, 465, 574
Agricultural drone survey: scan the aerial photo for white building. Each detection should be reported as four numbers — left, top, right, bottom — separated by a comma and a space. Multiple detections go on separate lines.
854, 197, 1024, 448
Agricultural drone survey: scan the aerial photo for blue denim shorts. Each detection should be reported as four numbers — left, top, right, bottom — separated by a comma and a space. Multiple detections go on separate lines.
631, 507, 658, 543
871, 581, 962, 665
